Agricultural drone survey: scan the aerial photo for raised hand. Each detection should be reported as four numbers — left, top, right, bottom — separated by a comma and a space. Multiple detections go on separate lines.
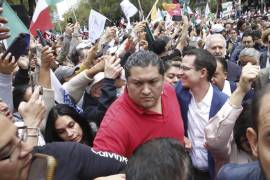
104, 56, 123, 79
0, 53, 17, 74
40, 46, 55, 70
238, 62, 260, 93
65, 23, 74, 37
18, 87, 46, 128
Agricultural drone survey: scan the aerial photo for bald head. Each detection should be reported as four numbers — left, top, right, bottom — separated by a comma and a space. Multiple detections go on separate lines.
205, 34, 227, 58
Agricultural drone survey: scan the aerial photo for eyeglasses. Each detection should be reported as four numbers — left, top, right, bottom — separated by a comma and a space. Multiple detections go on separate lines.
0, 126, 28, 162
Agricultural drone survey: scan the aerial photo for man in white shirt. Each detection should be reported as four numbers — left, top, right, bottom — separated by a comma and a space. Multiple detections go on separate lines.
176, 48, 228, 180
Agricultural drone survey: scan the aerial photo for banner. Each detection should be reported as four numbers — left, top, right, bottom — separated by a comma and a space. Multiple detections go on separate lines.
88, 9, 107, 43
222, 1, 233, 17
205, 2, 210, 18
162, 3, 181, 16
120, 0, 138, 19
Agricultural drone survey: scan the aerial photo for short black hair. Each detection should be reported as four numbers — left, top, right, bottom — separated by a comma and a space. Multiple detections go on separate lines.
124, 50, 164, 80
252, 30, 262, 40
216, 57, 228, 73
242, 31, 255, 41
164, 60, 180, 73
183, 48, 217, 81
153, 36, 171, 55
126, 138, 193, 180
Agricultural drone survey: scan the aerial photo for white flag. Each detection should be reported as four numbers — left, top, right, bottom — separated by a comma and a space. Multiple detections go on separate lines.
88, 9, 107, 43
205, 2, 210, 18
120, 0, 138, 19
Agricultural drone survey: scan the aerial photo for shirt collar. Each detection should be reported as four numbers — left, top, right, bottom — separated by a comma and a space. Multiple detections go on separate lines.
189, 83, 213, 107
200, 83, 213, 107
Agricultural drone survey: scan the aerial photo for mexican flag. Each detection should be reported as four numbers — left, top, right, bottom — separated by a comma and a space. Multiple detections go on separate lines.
29, 0, 63, 36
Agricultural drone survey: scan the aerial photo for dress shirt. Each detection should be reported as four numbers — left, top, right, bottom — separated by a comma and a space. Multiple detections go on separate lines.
188, 84, 213, 170
222, 80, 232, 97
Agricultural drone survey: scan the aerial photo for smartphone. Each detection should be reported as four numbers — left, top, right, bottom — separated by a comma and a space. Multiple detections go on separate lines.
144, 23, 155, 51
2, 33, 30, 61
36, 29, 47, 47
28, 153, 57, 180
67, 17, 73, 24
172, 15, 182, 21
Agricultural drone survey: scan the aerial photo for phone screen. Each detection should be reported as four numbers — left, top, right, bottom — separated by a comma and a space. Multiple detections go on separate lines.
3, 33, 30, 61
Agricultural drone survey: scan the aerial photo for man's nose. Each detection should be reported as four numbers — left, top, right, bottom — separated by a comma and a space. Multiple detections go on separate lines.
141, 84, 151, 95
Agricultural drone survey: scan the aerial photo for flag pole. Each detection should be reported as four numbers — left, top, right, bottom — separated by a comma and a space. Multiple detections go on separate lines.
67, 0, 78, 22
58, 21, 63, 34
146, 0, 159, 21
137, 0, 144, 20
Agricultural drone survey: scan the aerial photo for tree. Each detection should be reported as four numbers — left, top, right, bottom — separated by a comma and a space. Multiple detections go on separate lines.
59, 0, 171, 28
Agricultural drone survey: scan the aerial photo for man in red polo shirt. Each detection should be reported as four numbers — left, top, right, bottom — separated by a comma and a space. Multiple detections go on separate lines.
93, 50, 184, 158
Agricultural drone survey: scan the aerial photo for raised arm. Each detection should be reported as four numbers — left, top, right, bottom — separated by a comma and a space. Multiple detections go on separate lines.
205, 63, 260, 166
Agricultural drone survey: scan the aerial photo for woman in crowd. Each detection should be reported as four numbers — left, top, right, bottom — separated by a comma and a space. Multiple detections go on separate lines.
45, 104, 94, 146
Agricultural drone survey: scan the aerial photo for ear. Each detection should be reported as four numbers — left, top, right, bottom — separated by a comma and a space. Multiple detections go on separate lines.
200, 68, 208, 79
246, 127, 258, 158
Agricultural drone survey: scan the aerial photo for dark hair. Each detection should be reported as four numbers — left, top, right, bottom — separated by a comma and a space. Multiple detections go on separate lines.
183, 48, 217, 81
13, 84, 29, 111
164, 60, 180, 73
242, 31, 255, 41
234, 101, 252, 153
252, 30, 262, 40
251, 85, 270, 134
124, 50, 164, 79
237, 19, 245, 31
70, 47, 80, 66
126, 138, 193, 180
216, 57, 228, 72
153, 36, 171, 55
45, 104, 94, 146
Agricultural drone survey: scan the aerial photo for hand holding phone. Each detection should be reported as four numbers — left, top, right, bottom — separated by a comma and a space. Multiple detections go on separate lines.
36, 29, 47, 47
2, 33, 29, 61
0, 53, 17, 74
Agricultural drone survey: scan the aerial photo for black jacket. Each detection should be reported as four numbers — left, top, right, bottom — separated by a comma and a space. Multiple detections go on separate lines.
82, 78, 117, 127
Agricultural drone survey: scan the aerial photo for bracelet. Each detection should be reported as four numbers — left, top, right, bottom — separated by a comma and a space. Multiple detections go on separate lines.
27, 127, 40, 137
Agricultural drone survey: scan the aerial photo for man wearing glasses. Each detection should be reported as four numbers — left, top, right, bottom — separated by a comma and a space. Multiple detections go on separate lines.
175, 48, 228, 180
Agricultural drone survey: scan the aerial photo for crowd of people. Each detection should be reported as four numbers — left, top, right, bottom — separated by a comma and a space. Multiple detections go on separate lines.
1, 4, 270, 180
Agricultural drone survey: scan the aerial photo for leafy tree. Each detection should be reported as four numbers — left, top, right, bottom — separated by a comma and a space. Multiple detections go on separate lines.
58, 0, 171, 28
